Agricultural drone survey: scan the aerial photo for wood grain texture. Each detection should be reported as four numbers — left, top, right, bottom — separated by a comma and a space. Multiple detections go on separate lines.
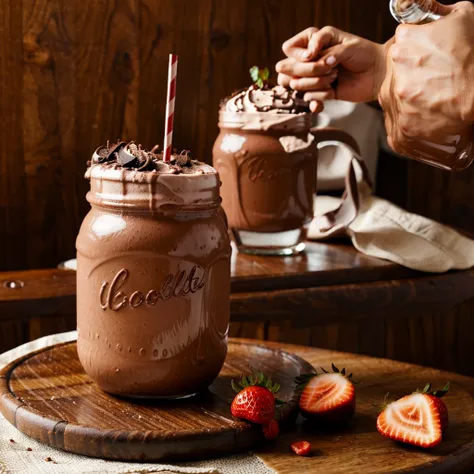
0, 0, 405, 271
258, 339, 474, 474
1, 239, 474, 374
1, 0, 472, 272
0, 339, 312, 462
1, 338, 474, 472
231, 242, 419, 293
0, 0, 26, 271
230, 270, 474, 327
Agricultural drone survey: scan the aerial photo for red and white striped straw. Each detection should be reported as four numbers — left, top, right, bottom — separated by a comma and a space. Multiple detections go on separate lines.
163, 54, 178, 163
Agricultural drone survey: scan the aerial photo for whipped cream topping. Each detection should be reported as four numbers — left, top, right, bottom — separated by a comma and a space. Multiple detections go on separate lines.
86, 145, 219, 212
224, 85, 311, 114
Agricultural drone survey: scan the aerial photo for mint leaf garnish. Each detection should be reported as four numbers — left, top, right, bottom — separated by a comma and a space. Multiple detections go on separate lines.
249, 66, 270, 88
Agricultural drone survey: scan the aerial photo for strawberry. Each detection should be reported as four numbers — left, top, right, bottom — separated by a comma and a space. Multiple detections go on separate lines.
296, 364, 356, 424
376, 383, 449, 449
290, 440, 311, 456
230, 371, 280, 425
416, 382, 450, 432
262, 419, 279, 440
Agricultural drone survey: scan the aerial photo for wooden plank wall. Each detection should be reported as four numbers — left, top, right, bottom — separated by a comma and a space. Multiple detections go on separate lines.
1, 0, 469, 271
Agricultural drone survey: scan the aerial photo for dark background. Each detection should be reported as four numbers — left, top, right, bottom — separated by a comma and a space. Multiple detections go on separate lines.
0, 0, 469, 271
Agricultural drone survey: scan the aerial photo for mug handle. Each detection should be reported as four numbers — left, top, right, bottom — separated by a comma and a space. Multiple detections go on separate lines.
310, 126, 372, 186
310, 126, 361, 156
309, 127, 372, 234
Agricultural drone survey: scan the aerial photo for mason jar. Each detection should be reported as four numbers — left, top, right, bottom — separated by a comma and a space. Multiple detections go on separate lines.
76, 163, 231, 399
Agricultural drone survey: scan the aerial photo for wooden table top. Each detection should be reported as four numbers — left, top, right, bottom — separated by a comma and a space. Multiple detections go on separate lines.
256, 339, 474, 474
0, 242, 420, 302
231, 241, 419, 292
1, 337, 473, 473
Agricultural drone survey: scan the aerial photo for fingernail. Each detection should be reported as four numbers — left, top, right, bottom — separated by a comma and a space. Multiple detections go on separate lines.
326, 56, 336, 66
302, 50, 311, 59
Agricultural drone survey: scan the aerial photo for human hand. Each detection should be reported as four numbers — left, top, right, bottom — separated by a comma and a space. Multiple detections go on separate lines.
276, 26, 389, 111
380, 1, 474, 153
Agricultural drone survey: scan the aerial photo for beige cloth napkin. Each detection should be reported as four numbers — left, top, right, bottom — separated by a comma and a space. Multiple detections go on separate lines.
309, 145, 474, 273
0, 332, 275, 474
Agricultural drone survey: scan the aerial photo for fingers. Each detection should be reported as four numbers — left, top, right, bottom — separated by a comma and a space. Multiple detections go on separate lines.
279, 42, 355, 81
277, 73, 333, 109
310, 101, 325, 113
278, 71, 337, 95
275, 57, 334, 77
277, 73, 291, 88
282, 27, 319, 61
278, 70, 336, 103
306, 26, 345, 59
304, 90, 337, 102
316, 43, 356, 69
289, 71, 338, 91
282, 26, 347, 61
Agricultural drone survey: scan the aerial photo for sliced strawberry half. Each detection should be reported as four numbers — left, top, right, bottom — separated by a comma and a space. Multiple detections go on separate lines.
297, 364, 356, 424
377, 393, 443, 448
417, 382, 450, 432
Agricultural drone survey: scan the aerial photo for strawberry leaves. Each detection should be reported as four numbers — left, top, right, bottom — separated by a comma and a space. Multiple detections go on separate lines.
432, 382, 450, 398
231, 370, 280, 394
416, 382, 450, 398
295, 363, 358, 393
323, 364, 358, 384
294, 373, 317, 393
249, 66, 270, 88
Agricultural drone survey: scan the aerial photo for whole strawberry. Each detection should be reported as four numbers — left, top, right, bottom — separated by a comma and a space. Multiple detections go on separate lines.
377, 382, 450, 449
296, 364, 356, 425
230, 371, 280, 425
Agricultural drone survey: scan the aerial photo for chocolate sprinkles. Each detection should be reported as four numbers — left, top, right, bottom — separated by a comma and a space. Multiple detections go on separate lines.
89, 141, 197, 173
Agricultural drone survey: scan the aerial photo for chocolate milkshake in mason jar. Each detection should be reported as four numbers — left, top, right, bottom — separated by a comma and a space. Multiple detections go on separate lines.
76, 141, 231, 398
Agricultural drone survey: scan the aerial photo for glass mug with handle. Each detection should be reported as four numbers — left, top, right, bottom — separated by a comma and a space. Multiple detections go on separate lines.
213, 110, 360, 256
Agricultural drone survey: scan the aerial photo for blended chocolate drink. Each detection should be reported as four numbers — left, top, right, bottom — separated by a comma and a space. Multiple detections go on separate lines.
76, 142, 231, 398
213, 85, 317, 255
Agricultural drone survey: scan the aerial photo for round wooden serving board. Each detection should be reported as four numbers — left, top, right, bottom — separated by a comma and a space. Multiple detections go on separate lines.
0, 339, 312, 462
